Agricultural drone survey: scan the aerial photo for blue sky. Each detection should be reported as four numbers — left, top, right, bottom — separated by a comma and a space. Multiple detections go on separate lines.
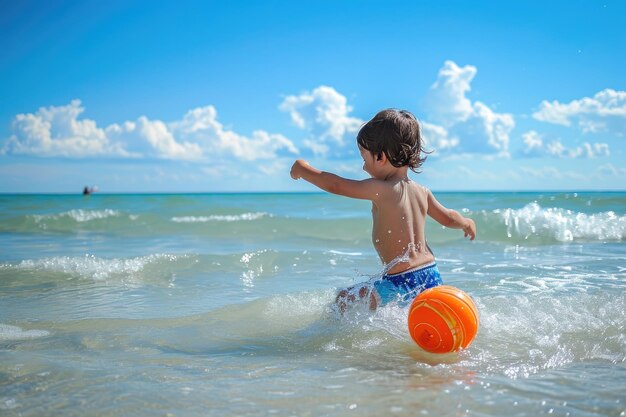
1, 0, 625, 193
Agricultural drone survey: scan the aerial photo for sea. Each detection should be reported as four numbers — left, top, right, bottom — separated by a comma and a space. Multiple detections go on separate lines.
0, 191, 624, 417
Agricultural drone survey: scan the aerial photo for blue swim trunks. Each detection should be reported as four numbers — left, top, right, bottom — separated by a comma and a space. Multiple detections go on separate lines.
373, 262, 443, 305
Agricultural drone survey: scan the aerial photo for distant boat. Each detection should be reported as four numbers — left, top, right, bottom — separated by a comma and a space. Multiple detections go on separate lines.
82, 186, 99, 195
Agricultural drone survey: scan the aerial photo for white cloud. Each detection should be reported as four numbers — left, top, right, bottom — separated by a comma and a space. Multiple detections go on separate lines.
533, 88, 626, 135
520, 130, 610, 159
171, 105, 298, 161
597, 163, 626, 176
2, 100, 131, 158
279, 86, 362, 153
258, 160, 288, 176
567, 142, 610, 158
425, 61, 515, 155
302, 139, 329, 156
471, 102, 514, 153
427, 61, 476, 126
420, 121, 459, 152
137, 117, 202, 160
334, 163, 363, 175
545, 140, 565, 157
521, 130, 544, 156
3, 101, 298, 161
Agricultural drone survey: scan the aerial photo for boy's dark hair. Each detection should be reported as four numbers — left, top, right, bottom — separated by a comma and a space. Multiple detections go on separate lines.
357, 109, 428, 172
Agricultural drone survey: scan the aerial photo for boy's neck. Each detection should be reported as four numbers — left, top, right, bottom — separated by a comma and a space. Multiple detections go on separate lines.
382, 166, 410, 182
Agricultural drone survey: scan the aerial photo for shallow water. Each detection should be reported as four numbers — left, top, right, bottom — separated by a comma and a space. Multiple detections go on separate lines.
1, 192, 625, 416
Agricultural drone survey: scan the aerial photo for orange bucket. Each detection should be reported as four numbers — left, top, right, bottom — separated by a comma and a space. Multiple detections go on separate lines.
407, 285, 479, 353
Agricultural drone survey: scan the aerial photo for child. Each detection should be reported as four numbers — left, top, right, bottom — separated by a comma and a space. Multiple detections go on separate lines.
290, 109, 476, 311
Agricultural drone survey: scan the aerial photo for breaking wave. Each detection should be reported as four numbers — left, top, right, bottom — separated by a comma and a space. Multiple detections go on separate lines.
489, 202, 626, 242
0, 253, 194, 284
32, 209, 131, 223
171, 212, 270, 222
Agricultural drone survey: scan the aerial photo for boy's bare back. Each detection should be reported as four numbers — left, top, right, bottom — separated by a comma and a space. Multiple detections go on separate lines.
369, 178, 434, 275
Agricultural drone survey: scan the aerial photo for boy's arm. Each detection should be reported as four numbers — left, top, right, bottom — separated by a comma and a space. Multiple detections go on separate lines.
290, 159, 380, 200
426, 189, 476, 240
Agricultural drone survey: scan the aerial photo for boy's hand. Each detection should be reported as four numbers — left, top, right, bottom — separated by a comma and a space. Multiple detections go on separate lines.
290, 159, 307, 180
463, 218, 476, 240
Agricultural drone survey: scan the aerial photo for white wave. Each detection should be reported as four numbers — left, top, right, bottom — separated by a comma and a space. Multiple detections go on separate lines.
327, 250, 363, 256
32, 209, 124, 223
0, 323, 50, 341
497, 202, 626, 241
171, 212, 269, 223
7, 254, 187, 281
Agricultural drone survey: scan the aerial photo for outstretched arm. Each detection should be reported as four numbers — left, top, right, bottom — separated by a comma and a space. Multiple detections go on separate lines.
290, 159, 380, 200
426, 189, 476, 240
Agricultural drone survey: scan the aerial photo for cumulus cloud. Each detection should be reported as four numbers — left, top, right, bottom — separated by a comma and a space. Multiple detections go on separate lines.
420, 121, 459, 152
170, 106, 298, 161
520, 130, 610, 159
427, 61, 476, 126
2, 100, 131, 158
521, 130, 544, 157
136, 117, 202, 160
279, 86, 362, 155
425, 60, 514, 155
533, 89, 626, 135
2, 101, 298, 161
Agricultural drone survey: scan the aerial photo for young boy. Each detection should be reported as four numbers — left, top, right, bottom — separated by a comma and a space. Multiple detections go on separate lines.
290, 109, 476, 311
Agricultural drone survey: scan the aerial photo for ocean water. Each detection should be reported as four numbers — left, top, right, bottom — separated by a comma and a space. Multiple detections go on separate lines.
1, 191, 625, 417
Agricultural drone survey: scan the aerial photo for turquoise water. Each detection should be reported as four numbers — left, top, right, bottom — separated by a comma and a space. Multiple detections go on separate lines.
1, 192, 625, 416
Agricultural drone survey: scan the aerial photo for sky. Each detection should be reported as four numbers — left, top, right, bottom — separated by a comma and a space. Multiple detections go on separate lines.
1, 0, 625, 193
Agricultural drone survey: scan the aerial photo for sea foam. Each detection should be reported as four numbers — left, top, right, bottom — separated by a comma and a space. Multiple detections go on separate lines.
0, 323, 50, 341
171, 212, 269, 222
495, 202, 626, 242
32, 209, 126, 223
4, 253, 189, 282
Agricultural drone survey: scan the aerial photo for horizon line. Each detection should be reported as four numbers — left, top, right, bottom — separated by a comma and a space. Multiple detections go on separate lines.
1, 189, 625, 196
